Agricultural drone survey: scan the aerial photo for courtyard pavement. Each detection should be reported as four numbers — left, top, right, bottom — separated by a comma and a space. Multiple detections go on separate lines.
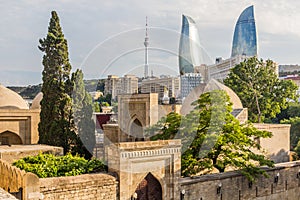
0, 188, 17, 200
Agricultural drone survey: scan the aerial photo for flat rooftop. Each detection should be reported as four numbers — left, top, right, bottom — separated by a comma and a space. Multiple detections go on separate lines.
0, 144, 63, 163
0, 144, 62, 153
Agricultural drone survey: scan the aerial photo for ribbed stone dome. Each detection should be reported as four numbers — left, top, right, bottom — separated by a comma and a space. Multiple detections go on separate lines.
31, 92, 43, 109
0, 84, 29, 109
180, 79, 243, 115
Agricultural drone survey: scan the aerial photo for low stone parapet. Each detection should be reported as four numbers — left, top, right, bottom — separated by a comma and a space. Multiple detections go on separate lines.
39, 173, 117, 200
180, 161, 300, 200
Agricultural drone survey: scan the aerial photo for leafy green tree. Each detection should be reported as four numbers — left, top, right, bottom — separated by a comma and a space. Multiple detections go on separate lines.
286, 102, 300, 118
224, 57, 298, 123
148, 90, 274, 181
93, 102, 101, 112
72, 69, 96, 159
101, 102, 110, 107
272, 101, 300, 123
294, 141, 300, 158
38, 11, 77, 154
281, 117, 300, 149
96, 79, 105, 92
146, 112, 182, 140
96, 93, 112, 105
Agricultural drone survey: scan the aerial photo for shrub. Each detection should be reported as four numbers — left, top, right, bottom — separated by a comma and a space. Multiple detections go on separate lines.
12, 153, 106, 178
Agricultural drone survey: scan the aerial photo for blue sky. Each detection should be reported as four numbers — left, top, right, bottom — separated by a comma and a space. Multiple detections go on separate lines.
0, 0, 300, 86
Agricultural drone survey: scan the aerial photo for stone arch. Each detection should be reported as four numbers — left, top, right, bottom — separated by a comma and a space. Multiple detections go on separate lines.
0, 131, 23, 145
129, 117, 144, 141
134, 173, 162, 200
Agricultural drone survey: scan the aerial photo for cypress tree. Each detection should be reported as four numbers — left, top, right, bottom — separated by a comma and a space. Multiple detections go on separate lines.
38, 11, 77, 154
72, 69, 96, 159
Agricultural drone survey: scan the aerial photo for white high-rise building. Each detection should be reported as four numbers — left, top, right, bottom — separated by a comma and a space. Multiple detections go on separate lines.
208, 55, 247, 81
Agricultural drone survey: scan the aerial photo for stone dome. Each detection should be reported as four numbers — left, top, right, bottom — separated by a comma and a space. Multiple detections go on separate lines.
31, 92, 43, 109
0, 84, 29, 109
180, 79, 243, 115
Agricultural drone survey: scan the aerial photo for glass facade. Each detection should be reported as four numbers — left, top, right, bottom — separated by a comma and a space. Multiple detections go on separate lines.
231, 5, 257, 58
180, 73, 202, 99
179, 15, 202, 75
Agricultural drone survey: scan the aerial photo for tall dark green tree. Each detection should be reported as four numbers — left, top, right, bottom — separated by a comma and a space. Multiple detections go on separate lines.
224, 57, 298, 123
148, 90, 274, 181
72, 69, 96, 159
38, 11, 77, 154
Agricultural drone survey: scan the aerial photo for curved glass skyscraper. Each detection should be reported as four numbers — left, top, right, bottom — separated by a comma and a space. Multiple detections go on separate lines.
179, 15, 202, 75
231, 5, 257, 58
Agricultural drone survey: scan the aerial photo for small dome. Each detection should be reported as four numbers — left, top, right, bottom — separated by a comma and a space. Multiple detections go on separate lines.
31, 92, 43, 109
180, 79, 243, 115
0, 84, 29, 109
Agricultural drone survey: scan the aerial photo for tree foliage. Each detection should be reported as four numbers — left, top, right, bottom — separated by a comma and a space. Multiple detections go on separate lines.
279, 102, 300, 158
224, 57, 298, 123
38, 11, 77, 154
13, 153, 106, 178
148, 90, 274, 181
281, 117, 300, 149
72, 69, 96, 159
147, 112, 182, 140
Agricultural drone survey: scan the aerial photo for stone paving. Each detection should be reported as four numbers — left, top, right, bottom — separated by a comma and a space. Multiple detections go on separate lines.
0, 188, 17, 200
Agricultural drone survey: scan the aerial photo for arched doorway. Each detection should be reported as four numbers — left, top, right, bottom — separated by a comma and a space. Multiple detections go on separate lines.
0, 131, 22, 145
134, 173, 162, 200
130, 118, 144, 141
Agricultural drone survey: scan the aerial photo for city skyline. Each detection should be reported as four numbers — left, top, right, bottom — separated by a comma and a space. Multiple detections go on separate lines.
1, 0, 300, 85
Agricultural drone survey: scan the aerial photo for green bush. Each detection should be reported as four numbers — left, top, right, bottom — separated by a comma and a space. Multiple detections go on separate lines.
12, 153, 106, 178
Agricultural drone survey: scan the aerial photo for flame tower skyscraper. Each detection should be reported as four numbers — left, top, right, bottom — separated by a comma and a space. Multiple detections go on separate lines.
178, 14, 202, 75
231, 5, 257, 57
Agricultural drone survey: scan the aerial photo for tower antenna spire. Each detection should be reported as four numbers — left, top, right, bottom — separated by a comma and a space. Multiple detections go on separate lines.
144, 16, 149, 78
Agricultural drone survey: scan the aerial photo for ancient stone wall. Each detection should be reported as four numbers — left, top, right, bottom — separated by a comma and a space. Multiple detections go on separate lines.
180, 161, 300, 200
0, 159, 25, 194
0, 159, 41, 200
39, 173, 117, 200
1, 158, 117, 200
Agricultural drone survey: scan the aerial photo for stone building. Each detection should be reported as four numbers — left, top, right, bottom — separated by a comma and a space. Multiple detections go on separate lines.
0, 85, 40, 145
101, 78, 292, 199
103, 93, 182, 199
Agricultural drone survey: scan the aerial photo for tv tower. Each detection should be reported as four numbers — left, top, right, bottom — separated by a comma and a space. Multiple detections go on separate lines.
144, 16, 149, 78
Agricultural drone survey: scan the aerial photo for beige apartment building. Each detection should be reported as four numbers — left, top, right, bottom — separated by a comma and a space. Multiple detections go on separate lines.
140, 76, 180, 101
104, 75, 138, 100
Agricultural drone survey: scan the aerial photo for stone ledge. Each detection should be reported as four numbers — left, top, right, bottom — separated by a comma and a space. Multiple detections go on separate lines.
117, 139, 181, 150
